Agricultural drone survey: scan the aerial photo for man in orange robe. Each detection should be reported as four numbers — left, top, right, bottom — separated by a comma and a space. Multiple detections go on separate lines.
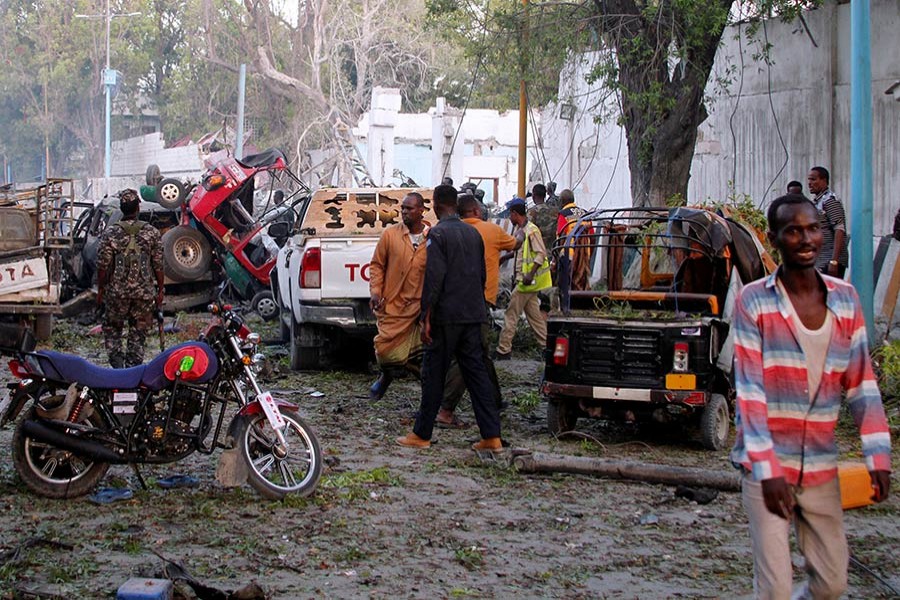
368, 192, 429, 399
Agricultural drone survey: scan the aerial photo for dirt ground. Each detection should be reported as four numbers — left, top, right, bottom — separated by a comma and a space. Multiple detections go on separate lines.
1, 315, 898, 599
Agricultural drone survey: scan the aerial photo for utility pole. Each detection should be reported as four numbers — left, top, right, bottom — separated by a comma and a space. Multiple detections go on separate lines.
517, 0, 528, 199
849, 0, 874, 339
76, 2, 140, 199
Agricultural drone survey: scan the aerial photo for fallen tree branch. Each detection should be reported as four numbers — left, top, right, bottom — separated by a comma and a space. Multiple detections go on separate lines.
513, 452, 741, 492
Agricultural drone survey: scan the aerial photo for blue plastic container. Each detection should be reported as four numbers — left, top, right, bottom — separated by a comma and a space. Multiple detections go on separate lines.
116, 578, 174, 600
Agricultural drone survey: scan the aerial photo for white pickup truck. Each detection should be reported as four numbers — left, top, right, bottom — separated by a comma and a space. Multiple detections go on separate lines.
272, 188, 433, 370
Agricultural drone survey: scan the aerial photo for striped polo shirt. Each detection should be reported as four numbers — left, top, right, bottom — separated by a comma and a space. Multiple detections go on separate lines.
814, 189, 849, 270
730, 269, 891, 486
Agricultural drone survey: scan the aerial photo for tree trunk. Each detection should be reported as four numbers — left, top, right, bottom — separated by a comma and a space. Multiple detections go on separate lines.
604, 0, 731, 207
513, 452, 741, 492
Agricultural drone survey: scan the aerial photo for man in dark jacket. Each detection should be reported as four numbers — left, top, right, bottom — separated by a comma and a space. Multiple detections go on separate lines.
396, 184, 503, 453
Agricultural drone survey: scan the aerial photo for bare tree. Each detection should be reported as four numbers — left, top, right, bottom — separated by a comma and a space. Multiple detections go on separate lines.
200, 0, 432, 186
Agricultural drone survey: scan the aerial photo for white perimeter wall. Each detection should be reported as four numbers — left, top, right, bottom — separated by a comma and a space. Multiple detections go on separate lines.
541, 0, 900, 235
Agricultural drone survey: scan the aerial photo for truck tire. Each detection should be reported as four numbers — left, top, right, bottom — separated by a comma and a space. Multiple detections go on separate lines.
547, 398, 578, 436
162, 226, 212, 282
700, 393, 730, 451
155, 178, 187, 209
290, 318, 321, 371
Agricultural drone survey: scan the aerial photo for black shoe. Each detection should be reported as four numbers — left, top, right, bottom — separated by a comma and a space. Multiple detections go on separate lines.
494, 351, 511, 361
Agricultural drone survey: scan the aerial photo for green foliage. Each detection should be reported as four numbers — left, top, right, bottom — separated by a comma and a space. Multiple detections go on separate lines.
321, 467, 402, 501
453, 545, 485, 570
512, 390, 541, 413
873, 342, 900, 428
427, 0, 821, 205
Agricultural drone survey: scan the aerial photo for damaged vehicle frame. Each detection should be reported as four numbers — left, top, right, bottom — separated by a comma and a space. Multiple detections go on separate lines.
543, 207, 771, 450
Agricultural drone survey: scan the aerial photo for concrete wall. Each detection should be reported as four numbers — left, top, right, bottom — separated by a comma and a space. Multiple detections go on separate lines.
110, 132, 203, 180
541, 0, 900, 235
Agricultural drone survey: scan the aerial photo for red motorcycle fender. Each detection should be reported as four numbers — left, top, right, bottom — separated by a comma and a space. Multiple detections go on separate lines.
238, 396, 299, 418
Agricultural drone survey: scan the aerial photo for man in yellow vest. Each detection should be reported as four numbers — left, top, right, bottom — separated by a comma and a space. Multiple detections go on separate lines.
495, 197, 551, 360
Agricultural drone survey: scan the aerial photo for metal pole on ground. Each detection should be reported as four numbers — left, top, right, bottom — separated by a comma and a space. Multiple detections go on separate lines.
849, 0, 874, 339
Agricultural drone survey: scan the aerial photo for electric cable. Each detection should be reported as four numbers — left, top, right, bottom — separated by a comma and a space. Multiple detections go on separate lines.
849, 553, 900, 596
441, 4, 490, 182
582, 96, 623, 212
759, 17, 789, 208
728, 2, 745, 191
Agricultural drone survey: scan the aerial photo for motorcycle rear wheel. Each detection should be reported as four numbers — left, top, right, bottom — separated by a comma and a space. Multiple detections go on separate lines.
236, 411, 322, 500
12, 408, 110, 499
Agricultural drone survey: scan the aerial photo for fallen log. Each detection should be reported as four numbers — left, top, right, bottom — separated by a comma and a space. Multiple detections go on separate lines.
513, 452, 741, 492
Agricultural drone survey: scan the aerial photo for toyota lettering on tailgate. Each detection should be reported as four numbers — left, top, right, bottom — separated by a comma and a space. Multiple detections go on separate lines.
345, 263, 371, 282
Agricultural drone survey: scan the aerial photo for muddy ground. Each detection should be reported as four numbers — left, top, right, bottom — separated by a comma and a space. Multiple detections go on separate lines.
1, 315, 898, 599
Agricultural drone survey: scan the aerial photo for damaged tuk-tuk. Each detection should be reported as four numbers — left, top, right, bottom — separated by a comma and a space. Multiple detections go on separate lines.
543, 207, 774, 450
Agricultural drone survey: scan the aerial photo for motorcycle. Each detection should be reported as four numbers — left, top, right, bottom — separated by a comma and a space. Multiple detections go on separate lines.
0, 304, 322, 500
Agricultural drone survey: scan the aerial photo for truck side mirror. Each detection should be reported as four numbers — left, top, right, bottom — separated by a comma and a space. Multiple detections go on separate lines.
267, 221, 291, 247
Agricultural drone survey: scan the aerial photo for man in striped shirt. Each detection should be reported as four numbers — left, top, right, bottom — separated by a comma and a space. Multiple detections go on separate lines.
732, 193, 891, 599
807, 166, 848, 278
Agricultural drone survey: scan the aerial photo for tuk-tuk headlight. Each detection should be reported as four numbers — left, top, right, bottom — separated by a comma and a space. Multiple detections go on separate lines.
203, 174, 227, 191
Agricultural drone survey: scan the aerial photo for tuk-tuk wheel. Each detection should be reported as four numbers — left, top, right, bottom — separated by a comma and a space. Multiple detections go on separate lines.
700, 393, 730, 451
547, 399, 578, 436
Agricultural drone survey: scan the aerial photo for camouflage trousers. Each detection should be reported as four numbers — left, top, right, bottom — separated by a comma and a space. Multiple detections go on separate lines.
103, 296, 155, 368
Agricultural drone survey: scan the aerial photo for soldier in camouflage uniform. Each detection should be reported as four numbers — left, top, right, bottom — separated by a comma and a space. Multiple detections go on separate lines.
528, 183, 559, 254
528, 183, 560, 310
96, 189, 165, 368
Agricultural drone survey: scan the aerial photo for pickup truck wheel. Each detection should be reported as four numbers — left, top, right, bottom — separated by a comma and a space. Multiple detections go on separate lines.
162, 226, 212, 282
700, 393, 730, 451
155, 178, 187, 209
251, 290, 279, 321
290, 319, 321, 370
547, 399, 578, 436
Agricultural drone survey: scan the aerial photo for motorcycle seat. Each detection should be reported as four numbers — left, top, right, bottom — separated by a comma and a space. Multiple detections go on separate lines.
35, 352, 146, 389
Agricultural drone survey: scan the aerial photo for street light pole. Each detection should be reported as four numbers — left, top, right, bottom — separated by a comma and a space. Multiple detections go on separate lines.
104, 0, 111, 198
75, 3, 140, 199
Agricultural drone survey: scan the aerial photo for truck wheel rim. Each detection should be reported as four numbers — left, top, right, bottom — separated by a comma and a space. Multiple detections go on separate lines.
160, 183, 180, 202
256, 297, 277, 318
174, 238, 202, 267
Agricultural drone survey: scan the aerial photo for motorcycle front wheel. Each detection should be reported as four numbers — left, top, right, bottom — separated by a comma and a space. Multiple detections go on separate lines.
12, 408, 110, 499
236, 411, 322, 500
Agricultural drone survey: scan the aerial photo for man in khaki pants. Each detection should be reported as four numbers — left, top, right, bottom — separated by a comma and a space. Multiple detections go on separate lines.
495, 197, 551, 360
731, 193, 891, 599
